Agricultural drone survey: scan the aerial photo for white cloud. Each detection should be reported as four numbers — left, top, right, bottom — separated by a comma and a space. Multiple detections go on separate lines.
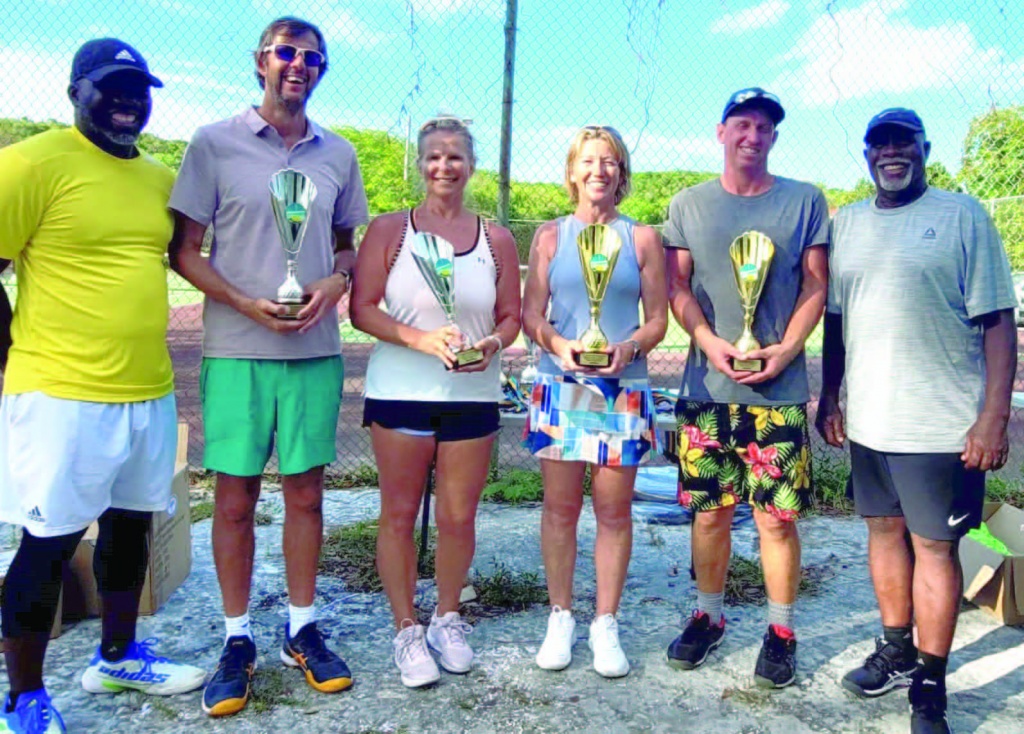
320, 10, 395, 50
710, 1, 791, 35
772, 0, 1016, 105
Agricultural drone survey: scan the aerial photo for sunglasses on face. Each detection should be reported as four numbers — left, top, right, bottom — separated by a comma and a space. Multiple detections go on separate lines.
263, 44, 325, 68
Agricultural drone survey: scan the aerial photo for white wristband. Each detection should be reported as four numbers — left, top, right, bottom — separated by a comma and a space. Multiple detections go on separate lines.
486, 334, 504, 351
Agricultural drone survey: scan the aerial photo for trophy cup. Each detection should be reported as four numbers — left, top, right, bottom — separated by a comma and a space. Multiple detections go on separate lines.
574, 224, 623, 368
520, 334, 538, 396
269, 169, 318, 320
410, 232, 484, 369
728, 231, 775, 372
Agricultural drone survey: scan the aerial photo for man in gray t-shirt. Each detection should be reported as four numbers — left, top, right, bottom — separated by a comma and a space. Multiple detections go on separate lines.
168, 17, 368, 717
817, 108, 1016, 734
664, 88, 829, 688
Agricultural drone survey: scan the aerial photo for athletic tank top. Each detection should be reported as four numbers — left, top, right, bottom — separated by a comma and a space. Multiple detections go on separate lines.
364, 210, 502, 402
537, 215, 647, 379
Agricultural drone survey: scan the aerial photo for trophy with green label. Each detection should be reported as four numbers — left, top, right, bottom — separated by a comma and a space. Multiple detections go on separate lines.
410, 232, 484, 369
728, 231, 775, 372
574, 224, 623, 368
269, 169, 318, 320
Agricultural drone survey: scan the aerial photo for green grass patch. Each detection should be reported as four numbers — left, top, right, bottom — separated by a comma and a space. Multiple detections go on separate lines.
812, 452, 853, 515
725, 553, 836, 606
320, 519, 436, 592
250, 667, 302, 714
986, 473, 1024, 509
190, 501, 214, 524
481, 469, 544, 504
324, 464, 380, 489
470, 561, 548, 614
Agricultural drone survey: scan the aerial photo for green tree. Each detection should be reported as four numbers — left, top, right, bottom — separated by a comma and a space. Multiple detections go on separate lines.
960, 106, 1024, 200
333, 126, 418, 215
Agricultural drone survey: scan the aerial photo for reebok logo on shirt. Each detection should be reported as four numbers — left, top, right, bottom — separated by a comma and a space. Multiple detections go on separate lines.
923, 228, 937, 240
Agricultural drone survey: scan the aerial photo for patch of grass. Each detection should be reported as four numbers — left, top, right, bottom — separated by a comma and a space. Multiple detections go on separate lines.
813, 452, 853, 516
724, 553, 836, 606
320, 519, 436, 592
467, 561, 548, 618
324, 464, 380, 489
190, 501, 214, 524
250, 667, 302, 714
481, 469, 544, 504
254, 510, 274, 526
987, 474, 1024, 508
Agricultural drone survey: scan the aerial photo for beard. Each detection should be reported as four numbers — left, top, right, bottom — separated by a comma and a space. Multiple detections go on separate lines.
274, 78, 313, 115
875, 160, 914, 192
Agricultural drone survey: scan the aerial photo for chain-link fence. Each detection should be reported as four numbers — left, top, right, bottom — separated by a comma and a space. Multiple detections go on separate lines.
1, 0, 1023, 480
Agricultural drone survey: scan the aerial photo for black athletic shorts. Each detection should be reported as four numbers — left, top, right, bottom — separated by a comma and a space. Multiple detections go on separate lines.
363, 398, 499, 442
848, 441, 985, 542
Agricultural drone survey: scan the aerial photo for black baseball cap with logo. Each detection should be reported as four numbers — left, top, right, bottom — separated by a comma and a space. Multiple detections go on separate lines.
721, 87, 785, 125
70, 38, 163, 88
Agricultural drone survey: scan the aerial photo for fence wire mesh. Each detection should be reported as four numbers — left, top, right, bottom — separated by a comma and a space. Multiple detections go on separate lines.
1, 0, 1022, 482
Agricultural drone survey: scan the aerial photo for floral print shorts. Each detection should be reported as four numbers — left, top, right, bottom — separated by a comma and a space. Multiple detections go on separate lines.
674, 400, 813, 521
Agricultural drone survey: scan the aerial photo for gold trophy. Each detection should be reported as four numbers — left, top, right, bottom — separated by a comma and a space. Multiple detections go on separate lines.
410, 232, 484, 369
269, 169, 317, 320
728, 231, 775, 372
574, 224, 623, 368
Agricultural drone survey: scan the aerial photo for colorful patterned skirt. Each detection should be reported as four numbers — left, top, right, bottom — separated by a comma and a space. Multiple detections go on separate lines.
523, 373, 658, 466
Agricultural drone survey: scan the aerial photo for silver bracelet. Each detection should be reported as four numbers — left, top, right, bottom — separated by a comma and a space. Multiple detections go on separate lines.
485, 334, 504, 351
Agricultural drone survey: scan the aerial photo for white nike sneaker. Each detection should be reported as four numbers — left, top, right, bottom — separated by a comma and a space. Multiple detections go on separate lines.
426, 609, 474, 673
393, 623, 441, 688
589, 614, 630, 678
81, 638, 206, 695
536, 606, 576, 671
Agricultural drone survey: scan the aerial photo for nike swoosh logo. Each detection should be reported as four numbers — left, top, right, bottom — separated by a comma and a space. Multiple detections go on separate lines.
948, 513, 970, 527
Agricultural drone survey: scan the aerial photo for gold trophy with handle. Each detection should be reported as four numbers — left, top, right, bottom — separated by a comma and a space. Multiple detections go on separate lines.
574, 224, 623, 368
728, 231, 774, 372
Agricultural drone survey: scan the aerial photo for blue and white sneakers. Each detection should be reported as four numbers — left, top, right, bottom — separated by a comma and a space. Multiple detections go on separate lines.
0, 690, 66, 734
81, 638, 205, 696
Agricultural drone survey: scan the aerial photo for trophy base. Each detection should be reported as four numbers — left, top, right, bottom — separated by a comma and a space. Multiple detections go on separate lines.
273, 295, 312, 320
449, 348, 485, 371
731, 357, 764, 372
575, 351, 611, 368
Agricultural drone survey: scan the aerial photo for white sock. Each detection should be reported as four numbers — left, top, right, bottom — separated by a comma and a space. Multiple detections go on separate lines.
224, 612, 253, 642
288, 603, 316, 637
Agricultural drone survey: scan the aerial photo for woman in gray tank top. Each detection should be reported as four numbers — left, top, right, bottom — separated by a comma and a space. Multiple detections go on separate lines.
350, 117, 521, 688
521, 126, 668, 678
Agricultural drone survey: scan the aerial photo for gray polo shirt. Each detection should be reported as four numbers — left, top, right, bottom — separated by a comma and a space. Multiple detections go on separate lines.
828, 188, 1016, 453
169, 107, 369, 360
664, 177, 830, 406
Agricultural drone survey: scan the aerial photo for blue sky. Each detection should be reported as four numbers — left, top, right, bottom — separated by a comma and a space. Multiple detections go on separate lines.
2, 0, 1022, 191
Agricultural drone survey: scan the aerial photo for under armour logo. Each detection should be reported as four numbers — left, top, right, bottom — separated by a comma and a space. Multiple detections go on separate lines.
114, 49, 136, 62
923, 228, 936, 240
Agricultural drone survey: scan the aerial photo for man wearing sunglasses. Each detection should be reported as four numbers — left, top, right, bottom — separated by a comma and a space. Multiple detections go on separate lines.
0, 38, 206, 733
169, 15, 368, 718
664, 88, 829, 688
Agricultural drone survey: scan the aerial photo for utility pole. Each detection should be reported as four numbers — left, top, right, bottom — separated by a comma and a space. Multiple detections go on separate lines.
497, 0, 518, 227
403, 113, 412, 182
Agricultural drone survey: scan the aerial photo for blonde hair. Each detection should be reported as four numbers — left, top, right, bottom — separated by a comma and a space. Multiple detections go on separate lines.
564, 126, 631, 205
416, 116, 476, 170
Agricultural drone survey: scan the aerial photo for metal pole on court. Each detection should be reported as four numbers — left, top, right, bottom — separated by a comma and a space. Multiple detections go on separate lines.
496, 0, 518, 228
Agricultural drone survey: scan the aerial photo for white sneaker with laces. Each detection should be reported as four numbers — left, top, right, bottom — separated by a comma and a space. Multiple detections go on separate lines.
426, 609, 474, 673
589, 614, 630, 678
81, 638, 206, 695
536, 606, 576, 671
393, 623, 441, 688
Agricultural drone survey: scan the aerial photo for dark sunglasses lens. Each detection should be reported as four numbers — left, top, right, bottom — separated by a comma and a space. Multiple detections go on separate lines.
273, 44, 297, 62
302, 50, 323, 67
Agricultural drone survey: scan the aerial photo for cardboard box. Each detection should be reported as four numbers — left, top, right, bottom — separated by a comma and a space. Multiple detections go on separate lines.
63, 424, 192, 619
961, 502, 1024, 626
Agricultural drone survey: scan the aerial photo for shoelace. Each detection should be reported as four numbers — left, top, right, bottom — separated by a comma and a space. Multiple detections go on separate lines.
595, 618, 621, 649
864, 639, 904, 674
437, 617, 473, 647
294, 628, 339, 666
20, 695, 57, 730
218, 641, 253, 677
133, 637, 172, 674
396, 628, 429, 665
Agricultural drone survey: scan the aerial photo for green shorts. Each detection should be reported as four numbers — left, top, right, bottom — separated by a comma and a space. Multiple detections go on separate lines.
201, 356, 344, 476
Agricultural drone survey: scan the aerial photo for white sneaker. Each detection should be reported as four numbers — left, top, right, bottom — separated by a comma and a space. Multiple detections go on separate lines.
589, 614, 630, 678
393, 623, 441, 688
81, 638, 206, 695
536, 606, 576, 671
426, 609, 474, 673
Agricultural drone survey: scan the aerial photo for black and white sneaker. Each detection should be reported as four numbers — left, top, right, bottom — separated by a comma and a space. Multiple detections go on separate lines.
666, 611, 725, 670
842, 638, 916, 698
909, 673, 952, 734
754, 624, 797, 689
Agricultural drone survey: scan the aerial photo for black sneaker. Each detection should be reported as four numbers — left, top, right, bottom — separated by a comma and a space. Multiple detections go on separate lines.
202, 636, 257, 717
842, 638, 917, 698
754, 624, 797, 689
666, 611, 725, 670
910, 672, 952, 734
280, 623, 353, 693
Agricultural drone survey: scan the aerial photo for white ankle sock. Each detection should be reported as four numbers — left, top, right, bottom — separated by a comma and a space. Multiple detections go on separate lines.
224, 612, 253, 642
288, 603, 316, 637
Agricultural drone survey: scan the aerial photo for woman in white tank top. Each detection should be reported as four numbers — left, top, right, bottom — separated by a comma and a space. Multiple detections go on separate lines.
349, 117, 521, 688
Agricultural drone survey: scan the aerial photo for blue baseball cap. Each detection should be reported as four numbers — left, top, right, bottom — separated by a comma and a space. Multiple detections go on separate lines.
721, 87, 785, 125
864, 108, 925, 142
71, 38, 163, 88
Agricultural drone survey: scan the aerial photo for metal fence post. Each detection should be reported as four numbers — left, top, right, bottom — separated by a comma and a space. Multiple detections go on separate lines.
497, 0, 519, 228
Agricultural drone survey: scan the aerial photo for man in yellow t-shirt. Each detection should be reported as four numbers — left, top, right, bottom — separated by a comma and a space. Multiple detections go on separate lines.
0, 38, 203, 733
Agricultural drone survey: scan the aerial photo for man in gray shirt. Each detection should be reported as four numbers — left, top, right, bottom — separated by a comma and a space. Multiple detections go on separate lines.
168, 16, 368, 717
817, 108, 1016, 734
664, 88, 829, 688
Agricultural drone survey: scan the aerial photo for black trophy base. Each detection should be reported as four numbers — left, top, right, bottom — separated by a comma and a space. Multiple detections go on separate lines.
574, 350, 611, 369
448, 348, 485, 371
731, 356, 764, 373
273, 295, 312, 320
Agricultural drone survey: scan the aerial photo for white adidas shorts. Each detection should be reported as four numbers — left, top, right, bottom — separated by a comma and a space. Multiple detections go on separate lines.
0, 391, 177, 538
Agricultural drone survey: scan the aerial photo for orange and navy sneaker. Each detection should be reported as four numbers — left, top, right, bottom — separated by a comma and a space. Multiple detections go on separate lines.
280, 623, 353, 693
201, 636, 257, 717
